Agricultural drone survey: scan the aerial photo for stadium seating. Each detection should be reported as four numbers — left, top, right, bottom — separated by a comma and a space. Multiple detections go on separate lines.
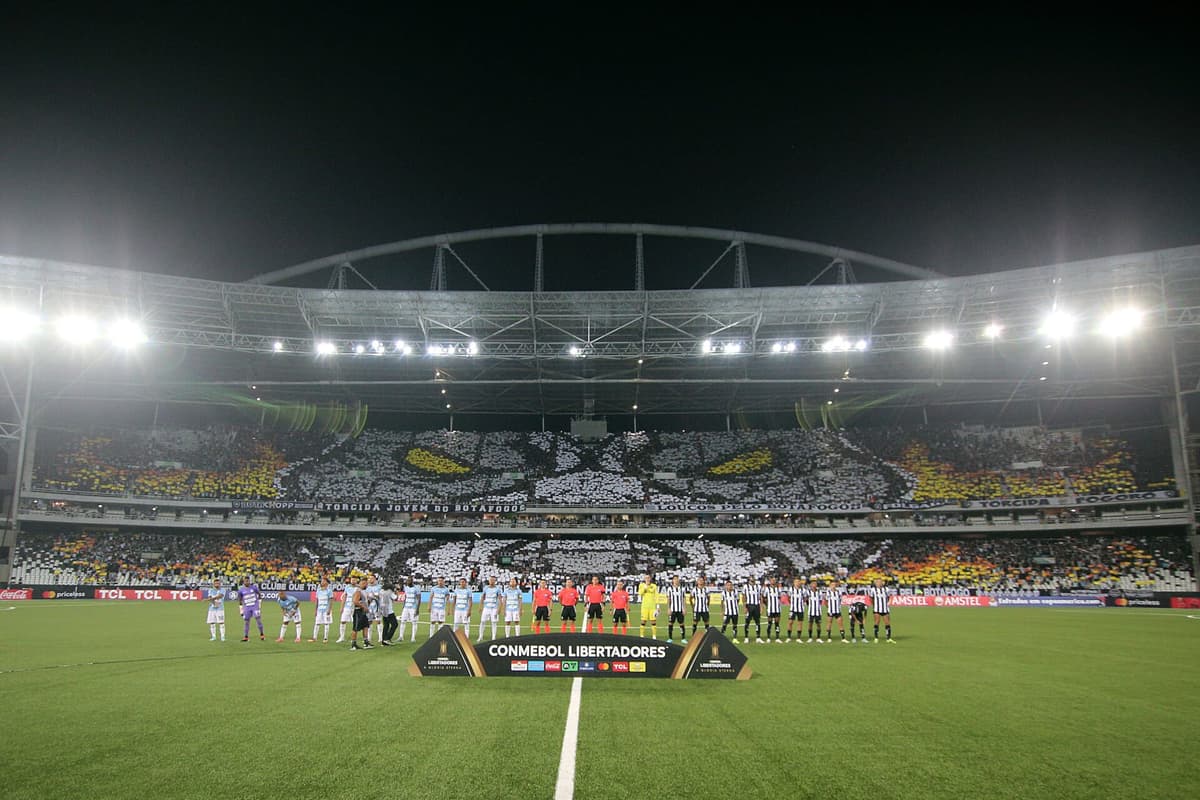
30, 423, 1176, 507
12, 530, 1193, 594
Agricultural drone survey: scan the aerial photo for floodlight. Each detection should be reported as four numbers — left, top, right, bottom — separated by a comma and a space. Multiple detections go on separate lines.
821, 336, 848, 353
785, 341, 796, 353
701, 339, 713, 353
56, 315, 98, 344
109, 319, 148, 348
467, 341, 479, 355
272, 341, 284, 352
569, 345, 581, 357
632, 404, 638, 410
370, 340, 385, 354
854, 338, 869, 352
726, 342, 742, 354
354, 343, 366, 355
983, 323, 1003, 340
315, 341, 337, 355
1039, 310, 1075, 340
0, 309, 39, 342
771, 342, 783, 353
1101, 307, 1143, 337
923, 330, 954, 351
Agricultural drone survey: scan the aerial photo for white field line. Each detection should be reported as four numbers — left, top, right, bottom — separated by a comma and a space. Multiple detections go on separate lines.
554, 677, 583, 800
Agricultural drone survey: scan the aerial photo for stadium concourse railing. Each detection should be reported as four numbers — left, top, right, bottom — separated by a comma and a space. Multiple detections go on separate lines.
16, 491, 1192, 538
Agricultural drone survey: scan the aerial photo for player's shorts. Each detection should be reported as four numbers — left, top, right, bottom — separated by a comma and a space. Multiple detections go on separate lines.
282, 608, 302, 624
613, 609, 628, 623
430, 608, 447, 623
745, 604, 761, 621
481, 608, 499, 622
206, 608, 225, 624
505, 609, 521, 623
874, 608, 890, 616
454, 609, 470, 625
241, 606, 262, 619
368, 610, 382, 622
641, 607, 658, 621
340, 605, 355, 623
315, 609, 333, 625
789, 611, 804, 621
534, 605, 550, 621
587, 603, 603, 619
401, 607, 419, 622
560, 606, 577, 621
352, 609, 370, 631
693, 611, 710, 623
767, 611, 781, 619
668, 611, 685, 624
723, 614, 738, 625
808, 614, 822, 624
828, 611, 842, 619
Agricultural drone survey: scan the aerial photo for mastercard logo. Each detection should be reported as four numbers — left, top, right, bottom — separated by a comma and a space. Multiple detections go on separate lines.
42, 591, 56, 599
1114, 598, 1128, 607
598, 662, 610, 671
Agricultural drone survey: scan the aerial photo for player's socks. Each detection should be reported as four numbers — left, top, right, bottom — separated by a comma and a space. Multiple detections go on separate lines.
338, 622, 347, 640
874, 624, 880, 639
279, 625, 287, 639
219, 624, 225, 640
209, 624, 217, 639
886, 625, 892, 639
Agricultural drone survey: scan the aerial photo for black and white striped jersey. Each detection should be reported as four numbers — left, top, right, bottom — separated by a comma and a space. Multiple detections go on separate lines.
806, 589, 824, 617
825, 588, 843, 615
788, 587, 807, 610
868, 585, 892, 614
666, 586, 687, 613
742, 583, 762, 606
762, 585, 782, 614
721, 590, 740, 617
691, 586, 711, 612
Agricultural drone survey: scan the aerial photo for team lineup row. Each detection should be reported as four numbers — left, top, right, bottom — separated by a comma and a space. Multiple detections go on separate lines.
201, 574, 898, 648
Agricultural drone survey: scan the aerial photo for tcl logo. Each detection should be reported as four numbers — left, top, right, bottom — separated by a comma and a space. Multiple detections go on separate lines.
96, 589, 203, 601
0, 588, 33, 600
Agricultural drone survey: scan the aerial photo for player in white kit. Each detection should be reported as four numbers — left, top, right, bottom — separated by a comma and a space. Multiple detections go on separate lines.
428, 578, 450, 637
206, 579, 226, 641
398, 577, 422, 642
310, 577, 334, 642
451, 578, 473, 638
366, 574, 384, 645
502, 578, 523, 637
477, 577, 502, 641
336, 577, 357, 642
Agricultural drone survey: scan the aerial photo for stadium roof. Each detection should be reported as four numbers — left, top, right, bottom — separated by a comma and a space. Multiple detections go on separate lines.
2, 227, 1199, 421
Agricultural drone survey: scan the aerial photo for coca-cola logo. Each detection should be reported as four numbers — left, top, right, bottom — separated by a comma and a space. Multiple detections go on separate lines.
0, 588, 33, 600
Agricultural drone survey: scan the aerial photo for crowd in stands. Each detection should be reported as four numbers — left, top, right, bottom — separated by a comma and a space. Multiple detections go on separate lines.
11, 530, 1194, 595
30, 422, 1176, 508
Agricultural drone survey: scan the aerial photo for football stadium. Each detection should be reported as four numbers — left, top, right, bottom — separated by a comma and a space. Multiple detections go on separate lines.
1, 227, 1199, 800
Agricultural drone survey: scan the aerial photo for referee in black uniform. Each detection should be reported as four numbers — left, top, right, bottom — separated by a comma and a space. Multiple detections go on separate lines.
742, 580, 763, 643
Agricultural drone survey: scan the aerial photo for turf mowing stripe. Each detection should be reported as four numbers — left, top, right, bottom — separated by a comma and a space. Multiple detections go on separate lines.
0, 647, 324, 674
554, 677, 583, 800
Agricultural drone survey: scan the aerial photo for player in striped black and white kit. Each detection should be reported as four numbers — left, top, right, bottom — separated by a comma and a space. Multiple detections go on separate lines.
824, 581, 848, 643
690, 576, 711, 637
868, 579, 896, 643
742, 580, 764, 643
805, 581, 824, 642
786, 577, 806, 643
762, 578, 783, 642
666, 577, 688, 644
719, 581, 741, 643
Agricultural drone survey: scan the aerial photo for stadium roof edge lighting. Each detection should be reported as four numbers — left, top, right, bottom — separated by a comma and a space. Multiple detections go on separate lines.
0, 242, 1198, 417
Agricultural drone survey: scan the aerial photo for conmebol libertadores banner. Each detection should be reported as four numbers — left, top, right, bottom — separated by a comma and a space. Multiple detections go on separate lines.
409, 627, 750, 680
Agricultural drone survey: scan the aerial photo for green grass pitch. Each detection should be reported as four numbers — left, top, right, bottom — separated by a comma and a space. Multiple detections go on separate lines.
2, 602, 1199, 800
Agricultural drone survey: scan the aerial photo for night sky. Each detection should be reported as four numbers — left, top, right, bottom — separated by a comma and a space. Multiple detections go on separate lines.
2, 11, 1197, 290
